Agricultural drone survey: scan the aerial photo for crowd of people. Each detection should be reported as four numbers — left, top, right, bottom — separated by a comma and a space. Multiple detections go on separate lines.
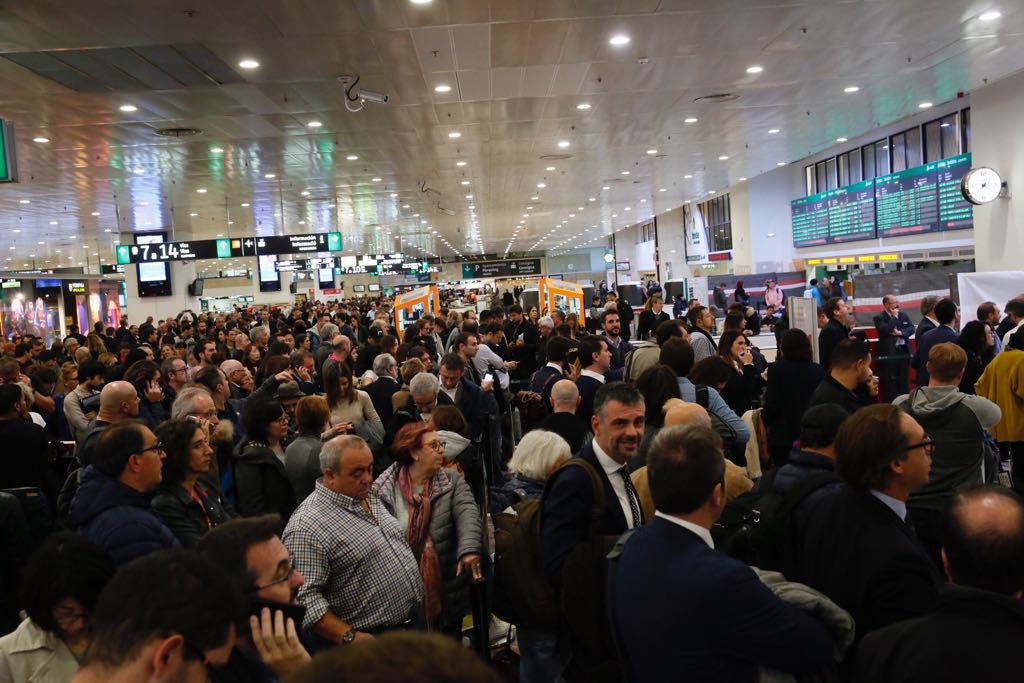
0, 282, 1021, 682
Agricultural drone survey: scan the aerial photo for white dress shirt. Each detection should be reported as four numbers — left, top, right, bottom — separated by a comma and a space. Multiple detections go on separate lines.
592, 439, 638, 529
580, 369, 607, 383
654, 511, 715, 548
870, 489, 908, 522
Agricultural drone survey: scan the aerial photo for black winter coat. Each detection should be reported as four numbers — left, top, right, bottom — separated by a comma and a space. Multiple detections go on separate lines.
234, 442, 297, 521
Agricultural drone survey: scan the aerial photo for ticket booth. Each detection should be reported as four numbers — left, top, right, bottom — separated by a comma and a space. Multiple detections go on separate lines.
394, 285, 442, 335
539, 277, 584, 316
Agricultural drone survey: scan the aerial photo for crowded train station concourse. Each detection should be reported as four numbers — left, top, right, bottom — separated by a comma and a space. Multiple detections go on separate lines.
0, 1, 1023, 681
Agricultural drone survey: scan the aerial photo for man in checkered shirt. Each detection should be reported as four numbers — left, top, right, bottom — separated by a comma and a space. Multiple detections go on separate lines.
284, 435, 424, 645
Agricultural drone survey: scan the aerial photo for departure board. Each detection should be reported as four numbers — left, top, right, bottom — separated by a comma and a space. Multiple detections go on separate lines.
826, 179, 876, 243
936, 153, 973, 231
791, 192, 830, 247
875, 163, 939, 237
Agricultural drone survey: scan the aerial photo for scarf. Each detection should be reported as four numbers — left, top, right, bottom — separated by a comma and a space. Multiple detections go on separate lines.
398, 466, 443, 624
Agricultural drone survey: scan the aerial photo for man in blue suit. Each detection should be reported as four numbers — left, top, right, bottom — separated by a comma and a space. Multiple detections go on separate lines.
911, 298, 959, 386
609, 423, 836, 683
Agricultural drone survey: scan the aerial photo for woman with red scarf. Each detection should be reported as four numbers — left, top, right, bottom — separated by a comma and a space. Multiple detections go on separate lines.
373, 420, 483, 634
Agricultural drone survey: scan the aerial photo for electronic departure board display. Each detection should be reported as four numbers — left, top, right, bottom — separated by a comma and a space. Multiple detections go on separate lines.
116, 238, 252, 265
791, 192, 830, 247
254, 232, 342, 256
936, 153, 973, 231
875, 163, 939, 238
826, 179, 876, 243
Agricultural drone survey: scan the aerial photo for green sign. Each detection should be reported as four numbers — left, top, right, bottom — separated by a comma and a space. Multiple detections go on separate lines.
0, 120, 11, 182
216, 239, 232, 258
116, 245, 131, 265
327, 232, 342, 252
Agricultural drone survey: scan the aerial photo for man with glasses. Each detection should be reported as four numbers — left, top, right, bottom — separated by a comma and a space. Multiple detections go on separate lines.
221, 358, 255, 400
71, 550, 238, 683
68, 421, 179, 565
199, 515, 312, 682
797, 404, 942, 640
161, 357, 189, 403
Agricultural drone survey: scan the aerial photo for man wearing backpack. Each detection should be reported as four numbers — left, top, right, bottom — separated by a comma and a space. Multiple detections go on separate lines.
893, 342, 1001, 566
541, 382, 646, 682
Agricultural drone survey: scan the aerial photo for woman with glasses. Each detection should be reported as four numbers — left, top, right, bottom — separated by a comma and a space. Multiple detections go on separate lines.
373, 421, 483, 635
0, 533, 115, 682
151, 418, 234, 547
234, 400, 297, 520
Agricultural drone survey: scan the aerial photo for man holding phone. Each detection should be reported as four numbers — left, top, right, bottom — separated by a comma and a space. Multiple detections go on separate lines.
199, 515, 312, 682
503, 305, 539, 379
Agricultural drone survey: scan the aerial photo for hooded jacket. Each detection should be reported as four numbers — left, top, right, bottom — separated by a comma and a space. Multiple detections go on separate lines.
68, 465, 178, 565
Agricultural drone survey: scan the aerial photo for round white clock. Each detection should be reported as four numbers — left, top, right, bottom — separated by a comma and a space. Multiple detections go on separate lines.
961, 166, 1002, 205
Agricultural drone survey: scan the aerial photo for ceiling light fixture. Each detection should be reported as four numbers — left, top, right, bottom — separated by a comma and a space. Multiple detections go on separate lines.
844, 85, 860, 93
746, 65, 764, 74
620, 171, 630, 175
18, 199, 29, 204
238, 58, 260, 69
537, 183, 546, 188
119, 104, 137, 112
196, 188, 207, 193
647, 149, 658, 155
979, 10, 1002, 21
576, 103, 591, 110
434, 84, 452, 93
658, 188, 667, 192
307, 120, 322, 128
91, 211, 99, 216
32, 136, 49, 143
718, 155, 729, 161
609, 34, 631, 46
265, 173, 276, 179
684, 117, 698, 124
777, 161, 787, 166
919, 101, 933, 109
684, 174, 692, 179
768, 128, 780, 134
241, 202, 250, 207
372, 177, 382, 182
836, 137, 848, 143
739, 177, 747, 181
557, 140, 570, 148
448, 131, 462, 139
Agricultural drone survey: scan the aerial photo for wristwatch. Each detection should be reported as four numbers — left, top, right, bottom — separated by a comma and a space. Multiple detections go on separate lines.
341, 628, 356, 644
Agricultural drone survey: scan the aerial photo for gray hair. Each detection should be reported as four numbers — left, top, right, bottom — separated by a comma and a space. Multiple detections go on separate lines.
319, 323, 339, 340
249, 325, 269, 343
409, 372, 439, 398
372, 353, 397, 376
319, 434, 369, 473
170, 386, 213, 419
509, 430, 571, 480
920, 295, 941, 317
219, 359, 243, 375
538, 316, 554, 329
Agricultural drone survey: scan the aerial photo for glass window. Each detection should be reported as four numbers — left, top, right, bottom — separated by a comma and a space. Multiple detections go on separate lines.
699, 194, 732, 252
838, 153, 850, 186
905, 127, 922, 167
874, 139, 890, 176
825, 158, 838, 189
924, 120, 942, 162
891, 132, 906, 172
961, 107, 971, 153
940, 113, 958, 157
805, 165, 815, 195
849, 148, 862, 183
862, 144, 876, 180
816, 161, 828, 193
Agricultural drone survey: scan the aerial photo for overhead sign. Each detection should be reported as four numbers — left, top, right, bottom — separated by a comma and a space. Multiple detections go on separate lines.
67, 282, 87, 294
254, 232, 342, 256
274, 260, 305, 272
615, 261, 631, 272
1, 279, 21, 289
100, 264, 125, 275
116, 238, 253, 264
461, 258, 542, 279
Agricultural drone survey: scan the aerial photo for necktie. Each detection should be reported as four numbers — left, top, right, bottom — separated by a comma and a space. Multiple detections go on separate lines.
618, 468, 642, 528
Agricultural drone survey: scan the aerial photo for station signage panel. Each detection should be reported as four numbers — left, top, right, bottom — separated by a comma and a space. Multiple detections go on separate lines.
274, 260, 305, 272
254, 232, 342, 256
116, 238, 254, 264
67, 282, 87, 294
461, 258, 542, 279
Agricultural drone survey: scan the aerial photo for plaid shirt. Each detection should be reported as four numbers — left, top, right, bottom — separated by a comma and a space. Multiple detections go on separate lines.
283, 481, 423, 631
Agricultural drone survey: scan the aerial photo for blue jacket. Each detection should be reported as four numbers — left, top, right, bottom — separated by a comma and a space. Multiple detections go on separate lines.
68, 466, 179, 565
911, 324, 959, 386
610, 517, 835, 683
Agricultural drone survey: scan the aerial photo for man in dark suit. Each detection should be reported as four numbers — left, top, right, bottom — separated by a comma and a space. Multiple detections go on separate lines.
610, 423, 836, 683
535, 379, 588, 454
873, 294, 916, 401
529, 336, 576, 406
574, 335, 612, 428
807, 339, 878, 414
503, 305, 540, 379
853, 486, 1024, 682
541, 382, 646, 680
798, 404, 942, 638
915, 295, 941, 342
436, 353, 487, 440
817, 297, 852, 370
364, 353, 401, 427
911, 298, 958, 387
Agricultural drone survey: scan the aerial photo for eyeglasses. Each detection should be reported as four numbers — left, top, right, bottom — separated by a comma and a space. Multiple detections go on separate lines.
245, 564, 297, 594
425, 440, 447, 452
190, 410, 219, 419
906, 437, 935, 457
139, 442, 164, 455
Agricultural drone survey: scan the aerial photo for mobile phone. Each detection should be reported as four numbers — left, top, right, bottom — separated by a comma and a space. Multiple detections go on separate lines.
247, 598, 307, 628
484, 373, 493, 382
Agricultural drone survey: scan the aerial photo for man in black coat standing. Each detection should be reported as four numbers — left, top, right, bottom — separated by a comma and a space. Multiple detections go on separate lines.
798, 404, 942, 639
817, 297, 852, 370
364, 353, 401, 427
853, 486, 1024, 682
574, 335, 612, 428
503, 305, 539, 379
807, 339, 878, 414
873, 294, 915, 401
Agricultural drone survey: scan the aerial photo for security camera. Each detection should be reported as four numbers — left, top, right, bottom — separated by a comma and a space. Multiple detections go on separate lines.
359, 89, 389, 105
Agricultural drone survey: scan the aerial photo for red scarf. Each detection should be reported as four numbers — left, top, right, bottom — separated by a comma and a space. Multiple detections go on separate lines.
398, 466, 443, 624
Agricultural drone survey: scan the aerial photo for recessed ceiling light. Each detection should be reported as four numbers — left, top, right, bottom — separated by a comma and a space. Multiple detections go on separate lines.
238, 59, 260, 69
91, 211, 99, 216
768, 128, 780, 134
49, 220, 57, 225
241, 202, 250, 207
777, 161, 787, 166
32, 136, 49, 143
746, 65, 764, 74
658, 188, 667, 192
531, 196, 539, 201
836, 137, 848, 143
844, 85, 860, 93
372, 177, 382, 182
307, 120, 322, 128
298, 220, 306, 225
602, 186, 610, 190
919, 101, 933, 109
684, 117, 698, 124
190, 212, 198, 217
265, 173, 276, 179
557, 140, 571, 149
609, 34, 631, 47
196, 188, 207, 193
465, 194, 473, 199
18, 199, 29, 204
300, 190, 310, 196
576, 103, 591, 110
537, 183, 546, 189
718, 155, 729, 161
402, 204, 410, 208
210, 146, 223, 153
448, 131, 462, 139
647, 149, 658, 155
119, 104, 137, 112
739, 177, 747, 181
434, 84, 452, 93
409, 0, 432, 4
979, 10, 1002, 21
620, 171, 630, 175
545, 166, 556, 171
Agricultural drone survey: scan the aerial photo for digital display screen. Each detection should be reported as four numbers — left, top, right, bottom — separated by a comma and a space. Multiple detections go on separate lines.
790, 192, 830, 247
318, 267, 333, 287
137, 234, 169, 283
368, 284, 381, 292
936, 153, 973, 231
353, 284, 366, 292
826, 179, 876, 243
258, 255, 281, 292
875, 163, 939, 238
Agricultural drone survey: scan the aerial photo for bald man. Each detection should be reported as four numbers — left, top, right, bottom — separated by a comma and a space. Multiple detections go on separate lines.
535, 379, 587, 454
854, 486, 1024, 681
77, 381, 141, 467
631, 399, 753, 519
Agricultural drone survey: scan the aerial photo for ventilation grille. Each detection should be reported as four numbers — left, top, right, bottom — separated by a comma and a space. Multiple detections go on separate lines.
1, 44, 245, 92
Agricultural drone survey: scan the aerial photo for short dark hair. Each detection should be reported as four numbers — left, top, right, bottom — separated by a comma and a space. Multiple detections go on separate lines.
685, 306, 708, 329
977, 301, 998, 321
934, 298, 957, 325
688, 357, 732, 389
123, 360, 159, 394
439, 353, 465, 373
454, 333, 474, 353
830, 339, 871, 369
654, 320, 683, 346
197, 515, 283, 593
942, 486, 1024, 596
600, 308, 620, 325
13, 342, 30, 357
648, 424, 725, 515
193, 366, 226, 395
77, 359, 107, 383
92, 420, 148, 478
822, 297, 844, 320
155, 418, 204, 487
20, 532, 115, 634
578, 335, 607, 368
798, 404, 849, 449
835, 404, 910, 490
85, 551, 243, 668
546, 335, 577, 363
409, 344, 430, 360
432, 405, 468, 436
658, 338, 695, 377
0, 384, 22, 413
243, 400, 284, 444
508, 304, 523, 315
593, 381, 643, 420
722, 310, 745, 332
779, 329, 813, 363
1005, 298, 1024, 319
483, 322, 503, 337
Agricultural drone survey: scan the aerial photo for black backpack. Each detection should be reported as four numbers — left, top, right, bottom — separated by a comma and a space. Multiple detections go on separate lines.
693, 385, 739, 449
712, 469, 838, 578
